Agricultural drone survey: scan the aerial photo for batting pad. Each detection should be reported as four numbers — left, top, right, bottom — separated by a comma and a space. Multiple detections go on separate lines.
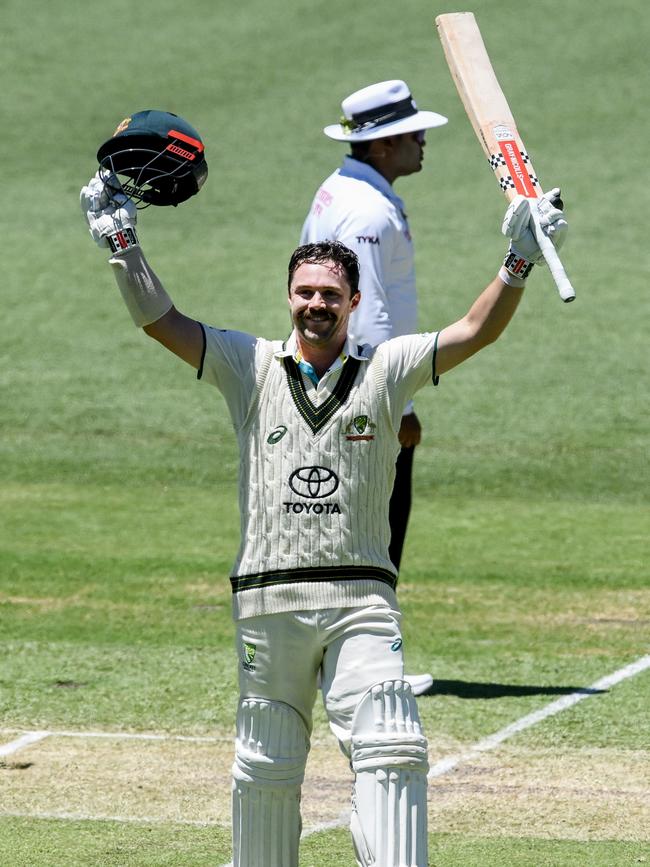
231, 697, 310, 867
350, 679, 429, 867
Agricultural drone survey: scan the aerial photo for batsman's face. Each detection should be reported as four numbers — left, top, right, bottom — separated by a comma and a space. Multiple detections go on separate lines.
288, 262, 360, 348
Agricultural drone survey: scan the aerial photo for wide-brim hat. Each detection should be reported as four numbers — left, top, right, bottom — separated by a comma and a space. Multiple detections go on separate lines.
324, 79, 448, 142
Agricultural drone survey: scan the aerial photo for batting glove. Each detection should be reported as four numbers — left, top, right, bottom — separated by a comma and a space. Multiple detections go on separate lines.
502, 188, 568, 280
80, 172, 139, 254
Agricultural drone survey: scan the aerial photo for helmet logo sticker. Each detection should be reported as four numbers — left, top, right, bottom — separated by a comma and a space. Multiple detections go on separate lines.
113, 117, 132, 136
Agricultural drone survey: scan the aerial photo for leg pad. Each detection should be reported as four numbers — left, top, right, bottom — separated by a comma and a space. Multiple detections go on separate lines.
350, 680, 429, 867
232, 698, 309, 867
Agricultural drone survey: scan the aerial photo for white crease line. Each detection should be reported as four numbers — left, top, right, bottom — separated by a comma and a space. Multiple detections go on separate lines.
0, 728, 332, 747
0, 731, 50, 758
0, 810, 225, 828
428, 654, 650, 779
4, 655, 648, 867
42, 730, 228, 744
0, 728, 228, 745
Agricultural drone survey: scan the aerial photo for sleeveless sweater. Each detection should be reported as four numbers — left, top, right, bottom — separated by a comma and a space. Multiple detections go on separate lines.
198, 329, 439, 620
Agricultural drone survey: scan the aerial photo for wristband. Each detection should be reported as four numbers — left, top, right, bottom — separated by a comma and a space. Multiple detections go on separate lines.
108, 247, 173, 327
498, 265, 528, 289
502, 250, 534, 282
105, 226, 139, 254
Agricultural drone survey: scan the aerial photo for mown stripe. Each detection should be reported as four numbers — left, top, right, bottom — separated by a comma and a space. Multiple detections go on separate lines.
231, 564, 397, 593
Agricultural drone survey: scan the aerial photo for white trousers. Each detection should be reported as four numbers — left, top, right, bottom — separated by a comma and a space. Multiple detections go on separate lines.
235, 604, 404, 753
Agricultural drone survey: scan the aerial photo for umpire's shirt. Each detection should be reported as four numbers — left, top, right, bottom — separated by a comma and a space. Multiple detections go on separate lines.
300, 155, 417, 350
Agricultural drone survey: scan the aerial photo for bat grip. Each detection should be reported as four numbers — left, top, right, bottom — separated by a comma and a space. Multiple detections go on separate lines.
530, 206, 576, 303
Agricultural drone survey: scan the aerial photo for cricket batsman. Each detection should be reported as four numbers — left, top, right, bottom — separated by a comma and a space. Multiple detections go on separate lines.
80, 110, 567, 866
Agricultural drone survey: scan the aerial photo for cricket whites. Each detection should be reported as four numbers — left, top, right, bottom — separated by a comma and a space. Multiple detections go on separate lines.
436, 11, 576, 302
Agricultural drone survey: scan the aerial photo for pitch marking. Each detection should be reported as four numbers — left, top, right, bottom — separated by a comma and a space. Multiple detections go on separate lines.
0, 810, 220, 827
4, 655, 648, 865
215, 655, 650, 865
427, 654, 650, 779
0, 731, 50, 757
0, 728, 334, 749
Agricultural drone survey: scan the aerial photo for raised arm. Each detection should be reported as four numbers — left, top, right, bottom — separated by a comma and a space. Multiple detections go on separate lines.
436, 190, 568, 376
142, 306, 203, 369
80, 173, 204, 369
435, 272, 523, 375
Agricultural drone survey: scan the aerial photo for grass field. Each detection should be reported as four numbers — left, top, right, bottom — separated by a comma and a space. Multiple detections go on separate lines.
1, 0, 649, 864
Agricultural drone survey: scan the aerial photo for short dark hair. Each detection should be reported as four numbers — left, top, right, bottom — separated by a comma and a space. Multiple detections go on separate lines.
287, 241, 360, 297
350, 141, 374, 161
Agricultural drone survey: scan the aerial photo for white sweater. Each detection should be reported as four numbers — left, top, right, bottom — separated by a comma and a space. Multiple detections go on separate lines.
199, 328, 439, 620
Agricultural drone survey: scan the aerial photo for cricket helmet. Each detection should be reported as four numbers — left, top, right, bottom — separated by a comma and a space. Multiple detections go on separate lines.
97, 110, 208, 207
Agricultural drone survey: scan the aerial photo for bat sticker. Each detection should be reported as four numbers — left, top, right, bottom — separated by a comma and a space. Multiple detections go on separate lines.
490, 127, 538, 197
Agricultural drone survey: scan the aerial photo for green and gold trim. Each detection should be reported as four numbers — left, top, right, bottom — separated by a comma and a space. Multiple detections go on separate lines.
231, 564, 397, 594
284, 356, 360, 434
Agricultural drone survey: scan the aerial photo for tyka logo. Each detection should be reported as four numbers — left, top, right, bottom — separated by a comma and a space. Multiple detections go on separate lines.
288, 466, 339, 499
267, 424, 288, 445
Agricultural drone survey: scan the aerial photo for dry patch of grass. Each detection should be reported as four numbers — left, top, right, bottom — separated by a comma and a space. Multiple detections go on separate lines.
2, 735, 648, 842
0, 595, 70, 611
0, 736, 230, 825
401, 583, 650, 626
0, 733, 351, 829
429, 745, 650, 842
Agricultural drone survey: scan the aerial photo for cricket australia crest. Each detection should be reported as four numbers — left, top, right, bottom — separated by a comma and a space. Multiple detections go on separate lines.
345, 414, 376, 441
242, 642, 257, 672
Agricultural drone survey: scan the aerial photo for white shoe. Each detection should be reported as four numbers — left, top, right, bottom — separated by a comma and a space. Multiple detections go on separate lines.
317, 670, 433, 695
404, 673, 433, 696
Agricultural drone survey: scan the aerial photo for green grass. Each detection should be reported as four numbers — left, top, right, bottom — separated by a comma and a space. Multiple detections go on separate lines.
1, 822, 646, 867
0, 818, 231, 867
1, 0, 649, 863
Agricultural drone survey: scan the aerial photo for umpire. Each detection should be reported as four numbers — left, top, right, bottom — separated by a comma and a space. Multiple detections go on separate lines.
300, 79, 448, 575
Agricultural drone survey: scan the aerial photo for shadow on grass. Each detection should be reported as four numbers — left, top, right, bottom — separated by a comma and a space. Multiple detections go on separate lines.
422, 680, 607, 699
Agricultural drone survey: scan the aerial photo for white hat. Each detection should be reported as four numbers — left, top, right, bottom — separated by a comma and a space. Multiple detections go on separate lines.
324, 79, 448, 142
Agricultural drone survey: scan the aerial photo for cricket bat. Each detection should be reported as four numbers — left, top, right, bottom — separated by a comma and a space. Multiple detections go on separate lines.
435, 11, 575, 302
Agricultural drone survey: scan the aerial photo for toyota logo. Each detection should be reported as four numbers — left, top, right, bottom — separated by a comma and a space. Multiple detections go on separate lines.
288, 466, 339, 499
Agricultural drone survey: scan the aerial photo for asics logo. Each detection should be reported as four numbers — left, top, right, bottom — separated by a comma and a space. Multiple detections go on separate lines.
267, 425, 288, 444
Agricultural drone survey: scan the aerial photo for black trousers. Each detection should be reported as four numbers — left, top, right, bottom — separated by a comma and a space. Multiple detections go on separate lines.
388, 445, 415, 571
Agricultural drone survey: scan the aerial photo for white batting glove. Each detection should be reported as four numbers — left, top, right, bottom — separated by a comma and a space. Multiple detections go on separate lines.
80, 172, 139, 254
502, 188, 568, 280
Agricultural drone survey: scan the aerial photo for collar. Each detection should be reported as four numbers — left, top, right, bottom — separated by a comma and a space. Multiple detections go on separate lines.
339, 155, 407, 215
274, 331, 370, 363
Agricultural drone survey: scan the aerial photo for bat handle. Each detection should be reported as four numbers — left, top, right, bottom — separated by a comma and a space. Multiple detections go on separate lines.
530, 206, 576, 303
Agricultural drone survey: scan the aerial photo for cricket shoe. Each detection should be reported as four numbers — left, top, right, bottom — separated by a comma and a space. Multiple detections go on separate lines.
404, 673, 434, 696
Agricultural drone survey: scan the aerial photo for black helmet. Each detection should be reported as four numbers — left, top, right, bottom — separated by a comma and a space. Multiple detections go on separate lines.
97, 110, 208, 207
